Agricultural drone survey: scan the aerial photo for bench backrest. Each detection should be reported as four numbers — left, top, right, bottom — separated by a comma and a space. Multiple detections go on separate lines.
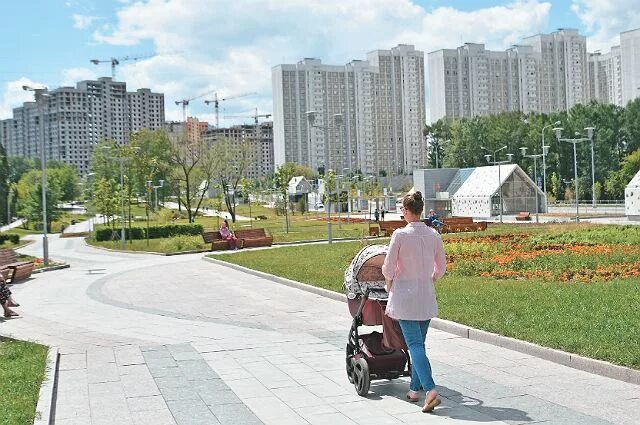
443, 217, 474, 225
518, 212, 531, 217
379, 220, 405, 229
202, 231, 223, 243
235, 228, 267, 239
0, 248, 18, 266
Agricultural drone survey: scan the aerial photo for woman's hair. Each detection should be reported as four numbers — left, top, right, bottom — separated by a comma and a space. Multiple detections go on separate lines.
223, 219, 229, 226
402, 191, 424, 216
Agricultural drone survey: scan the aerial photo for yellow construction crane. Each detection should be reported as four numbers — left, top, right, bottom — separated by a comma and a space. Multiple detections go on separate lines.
204, 92, 256, 128
175, 89, 217, 123
90, 54, 155, 79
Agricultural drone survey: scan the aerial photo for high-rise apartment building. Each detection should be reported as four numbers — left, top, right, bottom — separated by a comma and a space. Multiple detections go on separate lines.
588, 47, 623, 106
272, 44, 426, 176
429, 29, 589, 121
621, 28, 640, 105
203, 122, 274, 179
0, 119, 12, 152
1, 77, 164, 174
522, 29, 589, 112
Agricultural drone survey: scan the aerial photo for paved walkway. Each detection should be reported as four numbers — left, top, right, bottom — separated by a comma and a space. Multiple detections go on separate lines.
1, 235, 638, 424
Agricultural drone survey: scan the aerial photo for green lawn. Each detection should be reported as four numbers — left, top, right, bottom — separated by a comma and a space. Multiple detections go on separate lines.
0, 339, 48, 425
215, 224, 640, 369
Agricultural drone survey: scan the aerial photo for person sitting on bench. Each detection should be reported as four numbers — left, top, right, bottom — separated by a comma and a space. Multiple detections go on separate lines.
219, 219, 238, 250
0, 274, 20, 317
426, 209, 444, 228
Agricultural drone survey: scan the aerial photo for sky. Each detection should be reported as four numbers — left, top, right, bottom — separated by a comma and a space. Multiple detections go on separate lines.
1, 0, 639, 124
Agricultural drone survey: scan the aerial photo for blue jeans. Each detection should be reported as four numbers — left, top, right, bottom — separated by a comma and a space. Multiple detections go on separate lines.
399, 320, 435, 392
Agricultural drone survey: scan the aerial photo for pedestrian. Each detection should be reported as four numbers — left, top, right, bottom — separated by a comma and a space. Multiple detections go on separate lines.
374, 208, 380, 223
0, 274, 20, 317
381, 191, 446, 413
381, 209, 385, 221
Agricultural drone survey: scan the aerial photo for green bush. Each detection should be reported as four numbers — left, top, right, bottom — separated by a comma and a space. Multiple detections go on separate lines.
95, 224, 204, 241
0, 234, 20, 245
158, 236, 207, 252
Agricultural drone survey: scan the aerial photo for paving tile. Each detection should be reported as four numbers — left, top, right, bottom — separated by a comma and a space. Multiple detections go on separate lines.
166, 399, 221, 425
126, 395, 168, 412
131, 409, 177, 425
209, 403, 264, 425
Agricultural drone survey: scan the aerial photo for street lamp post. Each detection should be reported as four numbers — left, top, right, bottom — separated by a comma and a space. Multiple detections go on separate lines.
481, 145, 513, 224
520, 147, 548, 223
103, 146, 138, 250
307, 111, 347, 243
540, 121, 561, 210
554, 128, 590, 223
343, 168, 351, 223
584, 127, 596, 207
151, 180, 165, 210
23, 85, 50, 265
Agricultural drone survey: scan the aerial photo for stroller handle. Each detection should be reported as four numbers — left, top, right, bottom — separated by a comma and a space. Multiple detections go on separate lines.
355, 288, 371, 318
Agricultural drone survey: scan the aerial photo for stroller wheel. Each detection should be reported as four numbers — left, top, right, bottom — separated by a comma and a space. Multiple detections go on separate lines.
353, 358, 370, 397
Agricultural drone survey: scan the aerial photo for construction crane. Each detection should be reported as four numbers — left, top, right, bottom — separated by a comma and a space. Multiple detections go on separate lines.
175, 89, 217, 123
90, 54, 155, 79
204, 92, 256, 128
224, 108, 271, 125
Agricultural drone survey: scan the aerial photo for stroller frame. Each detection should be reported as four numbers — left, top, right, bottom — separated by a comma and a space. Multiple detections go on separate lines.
345, 289, 412, 396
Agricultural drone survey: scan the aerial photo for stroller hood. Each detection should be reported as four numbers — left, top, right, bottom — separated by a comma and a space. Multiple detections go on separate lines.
344, 244, 389, 300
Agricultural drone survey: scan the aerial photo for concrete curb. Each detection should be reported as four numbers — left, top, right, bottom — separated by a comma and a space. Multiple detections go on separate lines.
34, 346, 59, 425
32, 264, 70, 274
203, 256, 640, 386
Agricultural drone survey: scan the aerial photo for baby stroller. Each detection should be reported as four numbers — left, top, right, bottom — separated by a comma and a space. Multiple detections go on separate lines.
344, 244, 411, 396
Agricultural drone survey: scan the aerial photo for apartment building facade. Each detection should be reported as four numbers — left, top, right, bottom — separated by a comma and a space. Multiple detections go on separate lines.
0, 77, 164, 174
203, 122, 274, 179
272, 44, 426, 176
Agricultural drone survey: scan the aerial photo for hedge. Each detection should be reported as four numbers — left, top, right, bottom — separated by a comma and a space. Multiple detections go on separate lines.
0, 234, 20, 245
95, 224, 204, 242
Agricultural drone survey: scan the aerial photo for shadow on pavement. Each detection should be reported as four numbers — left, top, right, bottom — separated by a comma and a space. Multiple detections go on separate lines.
367, 381, 533, 422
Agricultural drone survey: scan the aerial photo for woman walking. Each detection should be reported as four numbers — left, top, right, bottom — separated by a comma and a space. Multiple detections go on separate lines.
0, 274, 20, 317
382, 191, 446, 412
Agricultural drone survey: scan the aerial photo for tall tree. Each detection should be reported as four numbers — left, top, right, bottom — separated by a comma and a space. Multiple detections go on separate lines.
170, 136, 220, 223
212, 138, 252, 223
16, 169, 63, 230
0, 144, 8, 225
274, 162, 297, 233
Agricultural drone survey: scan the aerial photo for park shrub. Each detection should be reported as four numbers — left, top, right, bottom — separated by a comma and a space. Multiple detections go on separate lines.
158, 235, 207, 252
0, 234, 20, 245
95, 224, 203, 241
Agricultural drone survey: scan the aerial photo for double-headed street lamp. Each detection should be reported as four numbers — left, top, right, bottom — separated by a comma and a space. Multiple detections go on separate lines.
540, 121, 562, 209
481, 145, 513, 224
520, 146, 548, 223
150, 180, 165, 210
103, 146, 139, 250
306, 111, 348, 243
23, 85, 50, 265
553, 127, 593, 223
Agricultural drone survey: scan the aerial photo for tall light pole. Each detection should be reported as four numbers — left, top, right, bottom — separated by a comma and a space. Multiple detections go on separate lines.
151, 180, 165, 210
23, 85, 50, 265
540, 121, 561, 210
103, 146, 138, 250
343, 167, 351, 223
307, 111, 346, 243
481, 145, 513, 224
520, 146, 548, 223
584, 127, 596, 207
554, 128, 589, 223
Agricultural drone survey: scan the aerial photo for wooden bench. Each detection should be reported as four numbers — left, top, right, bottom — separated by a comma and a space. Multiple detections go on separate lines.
0, 248, 35, 283
378, 220, 406, 237
235, 228, 273, 248
515, 211, 532, 221
202, 231, 232, 251
440, 217, 487, 234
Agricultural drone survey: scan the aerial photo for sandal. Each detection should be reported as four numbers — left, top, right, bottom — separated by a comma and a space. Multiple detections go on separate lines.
422, 397, 441, 413
4, 311, 19, 318
406, 391, 419, 402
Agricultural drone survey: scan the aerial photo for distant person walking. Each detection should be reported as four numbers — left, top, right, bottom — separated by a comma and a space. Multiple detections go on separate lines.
374, 208, 380, 223
382, 191, 446, 413
381, 209, 385, 221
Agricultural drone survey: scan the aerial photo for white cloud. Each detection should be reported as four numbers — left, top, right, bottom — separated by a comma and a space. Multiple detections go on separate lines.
572, 0, 640, 51
61, 67, 99, 86
0, 78, 48, 119
89, 0, 555, 122
72, 14, 98, 30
